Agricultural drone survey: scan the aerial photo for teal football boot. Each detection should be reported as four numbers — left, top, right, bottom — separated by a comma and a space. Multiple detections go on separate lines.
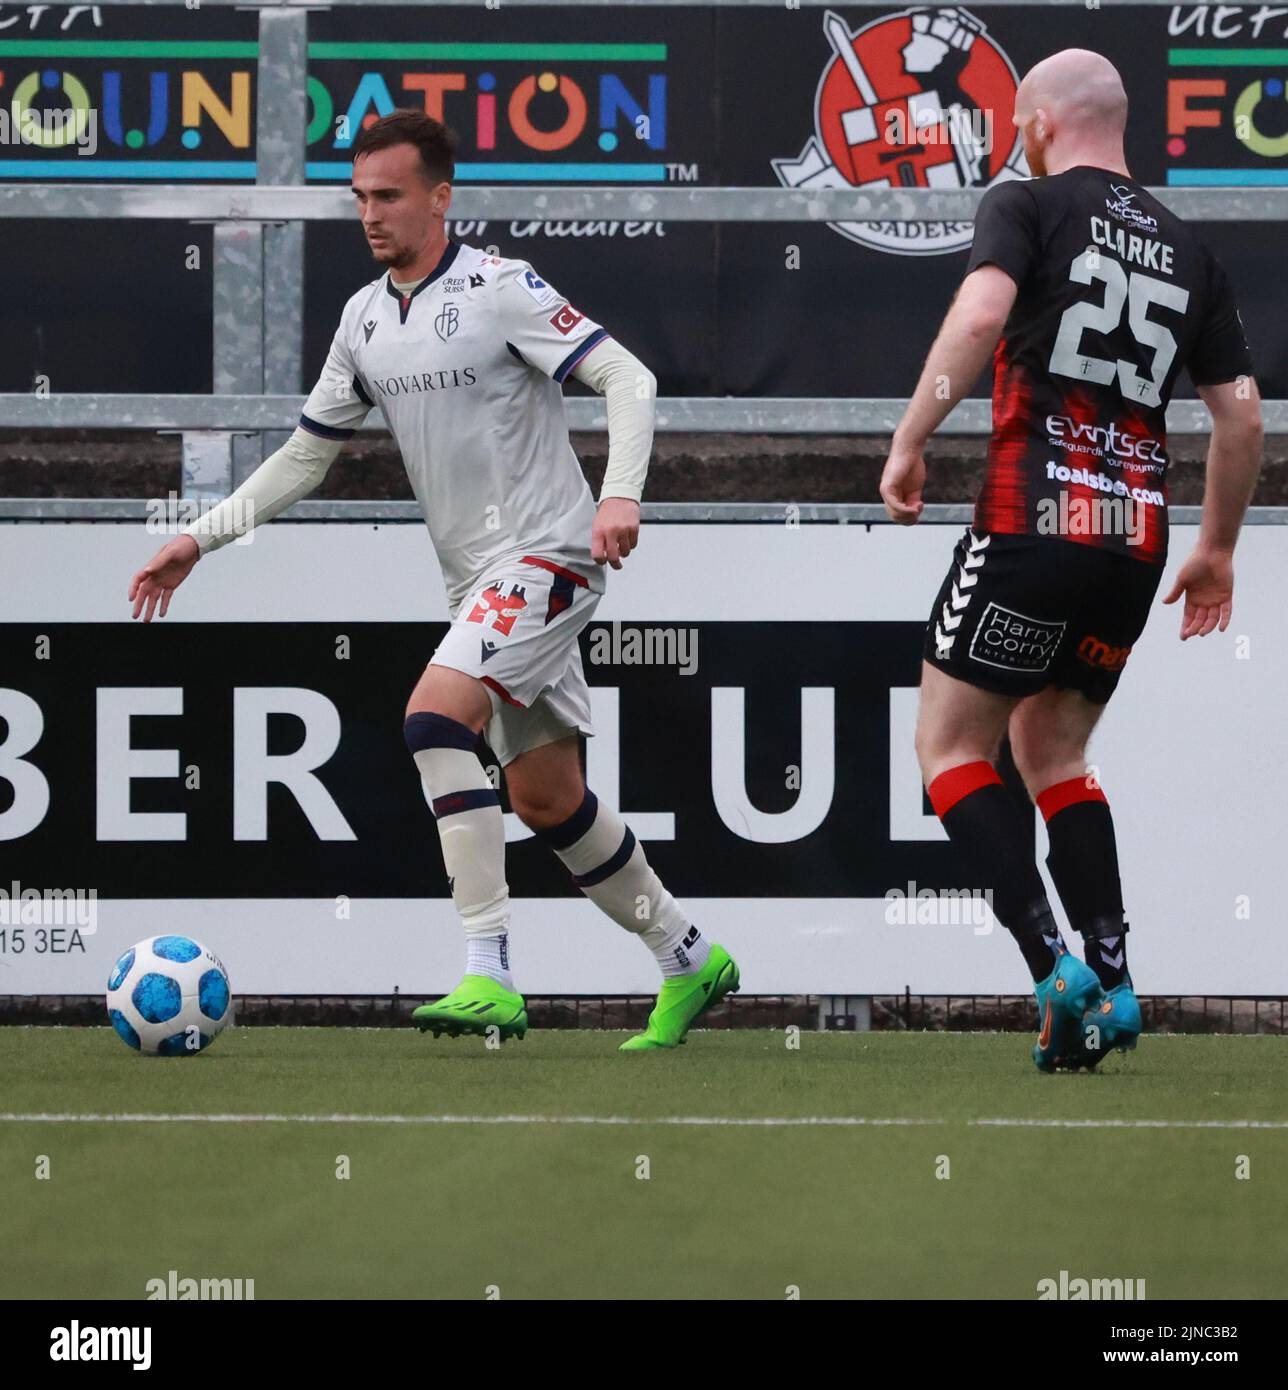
1032, 950, 1102, 1073
1061, 978, 1142, 1071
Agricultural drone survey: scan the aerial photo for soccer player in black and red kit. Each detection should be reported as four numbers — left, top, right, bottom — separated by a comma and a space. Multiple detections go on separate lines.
879, 49, 1263, 1070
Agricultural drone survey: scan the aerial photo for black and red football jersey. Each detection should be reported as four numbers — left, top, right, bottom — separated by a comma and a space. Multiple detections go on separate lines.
965, 166, 1254, 564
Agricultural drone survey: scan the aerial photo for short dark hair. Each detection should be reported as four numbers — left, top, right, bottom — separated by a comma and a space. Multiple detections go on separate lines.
351, 110, 457, 185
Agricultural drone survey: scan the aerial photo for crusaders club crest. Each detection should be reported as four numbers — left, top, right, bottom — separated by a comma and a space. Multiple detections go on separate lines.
773, 7, 1029, 256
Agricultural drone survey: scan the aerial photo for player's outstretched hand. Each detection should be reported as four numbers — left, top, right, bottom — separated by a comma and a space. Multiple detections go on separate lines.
1161, 544, 1233, 640
879, 440, 926, 525
129, 534, 201, 622
592, 497, 640, 570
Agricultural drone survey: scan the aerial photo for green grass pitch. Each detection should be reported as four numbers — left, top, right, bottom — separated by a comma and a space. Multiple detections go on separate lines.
3, 1027, 1286, 1300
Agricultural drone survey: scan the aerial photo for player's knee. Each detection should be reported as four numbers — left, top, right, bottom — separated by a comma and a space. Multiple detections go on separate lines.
403, 665, 492, 730
915, 726, 1002, 788
510, 784, 584, 831
1008, 731, 1041, 792
403, 711, 482, 759
1010, 731, 1086, 798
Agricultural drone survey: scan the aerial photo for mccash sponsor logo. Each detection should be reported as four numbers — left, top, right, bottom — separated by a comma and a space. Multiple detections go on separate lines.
1103, 183, 1159, 234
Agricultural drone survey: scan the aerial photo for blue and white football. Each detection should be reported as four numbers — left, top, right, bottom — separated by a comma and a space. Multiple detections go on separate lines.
105, 935, 232, 1056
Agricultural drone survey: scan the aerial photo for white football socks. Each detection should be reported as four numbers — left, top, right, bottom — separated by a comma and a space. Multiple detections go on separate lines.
465, 931, 514, 993
411, 742, 514, 990
542, 791, 709, 978
410, 714, 710, 992
653, 922, 711, 979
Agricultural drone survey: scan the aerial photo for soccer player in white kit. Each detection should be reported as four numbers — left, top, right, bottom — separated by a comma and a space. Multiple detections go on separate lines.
128, 111, 740, 1050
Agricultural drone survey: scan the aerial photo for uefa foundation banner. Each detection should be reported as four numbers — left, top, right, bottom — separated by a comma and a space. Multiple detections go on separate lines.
2, 521, 1286, 997
0, 3, 1282, 396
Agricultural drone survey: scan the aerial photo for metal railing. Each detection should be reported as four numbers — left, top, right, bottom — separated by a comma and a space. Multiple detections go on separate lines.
5, 499, 1286, 525
6, 388, 1284, 513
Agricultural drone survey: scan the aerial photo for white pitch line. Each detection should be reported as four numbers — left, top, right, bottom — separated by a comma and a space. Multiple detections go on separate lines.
1, 1113, 1287, 1130
0, 1112, 938, 1127
973, 1117, 1288, 1130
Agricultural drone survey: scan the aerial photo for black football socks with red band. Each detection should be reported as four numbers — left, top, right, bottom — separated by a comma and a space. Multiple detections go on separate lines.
1036, 777, 1130, 990
927, 761, 1068, 982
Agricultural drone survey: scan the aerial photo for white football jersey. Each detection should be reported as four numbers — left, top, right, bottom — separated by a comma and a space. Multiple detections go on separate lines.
301, 240, 612, 610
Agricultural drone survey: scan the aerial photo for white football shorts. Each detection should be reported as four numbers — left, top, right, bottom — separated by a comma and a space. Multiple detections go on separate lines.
428, 554, 600, 767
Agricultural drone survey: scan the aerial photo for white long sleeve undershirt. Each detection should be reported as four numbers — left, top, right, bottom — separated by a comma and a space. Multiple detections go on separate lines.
181, 425, 342, 555
570, 335, 656, 505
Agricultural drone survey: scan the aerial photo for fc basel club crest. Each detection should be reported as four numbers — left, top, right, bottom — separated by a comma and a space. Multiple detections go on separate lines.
435, 303, 460, 341
772, 6, 1028, 256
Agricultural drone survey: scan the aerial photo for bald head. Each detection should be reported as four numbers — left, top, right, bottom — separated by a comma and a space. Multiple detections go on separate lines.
1014, 49, 1129, 177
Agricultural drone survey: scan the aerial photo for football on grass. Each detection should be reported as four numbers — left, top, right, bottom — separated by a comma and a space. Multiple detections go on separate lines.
106, 935, 232, 1056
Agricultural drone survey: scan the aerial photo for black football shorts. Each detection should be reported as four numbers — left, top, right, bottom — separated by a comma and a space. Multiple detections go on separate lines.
923, 529, 1166, 704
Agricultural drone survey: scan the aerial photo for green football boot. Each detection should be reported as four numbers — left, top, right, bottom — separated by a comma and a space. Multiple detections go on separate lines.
620, 943, 740, 1051
412, 975, 528, 1042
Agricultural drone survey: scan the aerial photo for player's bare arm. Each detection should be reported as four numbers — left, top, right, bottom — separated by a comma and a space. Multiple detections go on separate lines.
592, 497, 641, 569
880, 265, 1017, 523
126, 362, 349, 623
128, 533, 200, 624
1162, 375, 1264, 640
